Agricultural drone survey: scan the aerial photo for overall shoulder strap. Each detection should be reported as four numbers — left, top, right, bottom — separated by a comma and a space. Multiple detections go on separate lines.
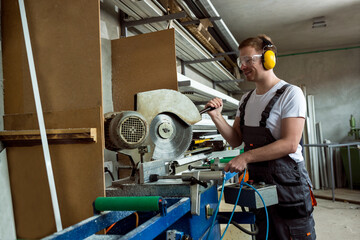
239, 89, 255, 126
259, 84, 290, 127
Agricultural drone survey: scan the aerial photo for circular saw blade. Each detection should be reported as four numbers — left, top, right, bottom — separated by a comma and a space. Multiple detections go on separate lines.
150, 113, 192, 160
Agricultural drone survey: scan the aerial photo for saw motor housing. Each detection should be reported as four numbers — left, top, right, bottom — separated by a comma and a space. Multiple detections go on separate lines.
104, 111, 148, 151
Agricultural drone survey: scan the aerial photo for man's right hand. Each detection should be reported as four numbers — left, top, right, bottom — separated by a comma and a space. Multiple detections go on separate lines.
205, 97, 223, 118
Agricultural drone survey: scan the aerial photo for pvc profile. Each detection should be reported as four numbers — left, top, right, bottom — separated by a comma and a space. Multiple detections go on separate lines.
18, 0, 63, 232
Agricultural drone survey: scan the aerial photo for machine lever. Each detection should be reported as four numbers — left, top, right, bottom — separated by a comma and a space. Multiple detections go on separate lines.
149, 174, 209, 188
189, 177, 208, 188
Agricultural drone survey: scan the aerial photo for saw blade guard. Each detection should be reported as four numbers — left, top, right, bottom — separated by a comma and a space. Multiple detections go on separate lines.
136, 89, 201, 161
136, 89, 202, 126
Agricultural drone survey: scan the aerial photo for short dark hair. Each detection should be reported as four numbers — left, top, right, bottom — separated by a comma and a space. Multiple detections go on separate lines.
238, 34, 277, 54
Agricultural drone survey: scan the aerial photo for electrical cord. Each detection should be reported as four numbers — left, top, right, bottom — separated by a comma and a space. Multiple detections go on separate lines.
205, 170, 269, 240
217, 214, 259, 235
104, 167, 115, 181
220, 169, 247, 239
243, 182, 269, 240
205, 178, 226, 240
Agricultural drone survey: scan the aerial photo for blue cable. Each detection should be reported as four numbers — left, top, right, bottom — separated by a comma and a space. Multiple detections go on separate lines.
220, 169, 247, 240
206, 178, 226, 240
243, 182, 269, 240
206, 171, 269, 240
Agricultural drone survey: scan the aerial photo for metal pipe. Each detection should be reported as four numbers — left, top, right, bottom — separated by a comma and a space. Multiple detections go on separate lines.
278, 46, 360, 58
329, 147, 335, 202
347, 146, 353, 190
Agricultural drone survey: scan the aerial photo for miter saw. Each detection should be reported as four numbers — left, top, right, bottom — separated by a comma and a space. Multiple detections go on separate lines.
104, 89, 231, 216
44, 90, 276, 239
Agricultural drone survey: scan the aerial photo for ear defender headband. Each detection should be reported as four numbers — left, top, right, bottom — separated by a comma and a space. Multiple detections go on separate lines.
260, 37, 277, 70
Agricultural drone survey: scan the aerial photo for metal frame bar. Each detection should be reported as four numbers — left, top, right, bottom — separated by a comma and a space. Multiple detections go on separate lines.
121, 198, 191, 240
43, 198, 191, 239
303, 142, 360, 201
43, 211, 134, 240
123, 12, 186, 28
119, 10, 127, 37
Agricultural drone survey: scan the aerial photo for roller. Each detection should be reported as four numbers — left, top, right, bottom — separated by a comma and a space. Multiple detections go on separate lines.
94, 196, 166, 215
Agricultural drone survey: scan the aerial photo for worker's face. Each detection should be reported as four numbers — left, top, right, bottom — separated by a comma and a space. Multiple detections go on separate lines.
238, 46, 263, 82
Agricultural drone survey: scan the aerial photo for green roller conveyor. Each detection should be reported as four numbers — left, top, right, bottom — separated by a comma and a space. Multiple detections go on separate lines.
94, 196, 163, 212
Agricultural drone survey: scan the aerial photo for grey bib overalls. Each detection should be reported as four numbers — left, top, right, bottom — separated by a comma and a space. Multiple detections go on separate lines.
239, 84, 316, 240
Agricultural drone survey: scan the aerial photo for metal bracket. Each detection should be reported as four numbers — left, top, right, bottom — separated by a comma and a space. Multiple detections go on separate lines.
119, 11, 186, 37
190, 171, 201, 215
0, 141, 5, 154
180, 57, 225, 75
211, 157, 221, 171
139, 160, 167, 184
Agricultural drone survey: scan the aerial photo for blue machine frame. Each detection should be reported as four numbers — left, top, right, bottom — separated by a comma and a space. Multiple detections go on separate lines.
43, 185, 255, 239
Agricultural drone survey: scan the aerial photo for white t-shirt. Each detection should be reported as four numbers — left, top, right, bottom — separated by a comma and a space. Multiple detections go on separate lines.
235, 80, 306, 162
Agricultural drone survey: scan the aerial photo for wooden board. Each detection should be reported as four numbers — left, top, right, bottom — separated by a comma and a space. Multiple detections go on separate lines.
0, 128, 97, 145
111, 29, 178, 111
1, 0, 104, 238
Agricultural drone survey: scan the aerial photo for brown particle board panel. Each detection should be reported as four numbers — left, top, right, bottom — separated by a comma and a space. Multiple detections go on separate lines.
1, 0, 104, 239
4, 108, 105, 239
2, 0, 103, 114
111, 29, 178, 111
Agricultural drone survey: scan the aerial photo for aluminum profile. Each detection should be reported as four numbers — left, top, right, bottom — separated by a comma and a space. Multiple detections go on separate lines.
177, 73, 239, 113
111, 0, 240, 91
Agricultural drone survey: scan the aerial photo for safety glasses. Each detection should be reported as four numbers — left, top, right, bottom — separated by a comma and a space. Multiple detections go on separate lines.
237, 54, 262, 68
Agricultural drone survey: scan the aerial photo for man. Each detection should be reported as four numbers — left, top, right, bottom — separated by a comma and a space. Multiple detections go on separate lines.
205, 35, 316, 239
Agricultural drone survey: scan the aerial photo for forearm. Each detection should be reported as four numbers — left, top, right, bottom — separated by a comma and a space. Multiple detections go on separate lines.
211, 114, 242, 147
242, 138, 296, 163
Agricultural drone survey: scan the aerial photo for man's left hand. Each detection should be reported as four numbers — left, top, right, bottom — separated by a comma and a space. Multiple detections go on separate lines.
224, 153, 249, 173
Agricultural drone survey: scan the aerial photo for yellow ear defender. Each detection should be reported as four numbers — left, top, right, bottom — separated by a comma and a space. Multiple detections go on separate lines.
261, 37, 276, 70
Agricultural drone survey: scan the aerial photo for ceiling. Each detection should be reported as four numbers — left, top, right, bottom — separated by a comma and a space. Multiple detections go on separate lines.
210, 0, 360, 54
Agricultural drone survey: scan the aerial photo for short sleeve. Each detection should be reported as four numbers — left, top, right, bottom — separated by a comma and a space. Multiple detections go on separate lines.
281, 85, 307, 119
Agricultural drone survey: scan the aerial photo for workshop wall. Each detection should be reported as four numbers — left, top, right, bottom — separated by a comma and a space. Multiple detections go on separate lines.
275, 47, 360, 143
